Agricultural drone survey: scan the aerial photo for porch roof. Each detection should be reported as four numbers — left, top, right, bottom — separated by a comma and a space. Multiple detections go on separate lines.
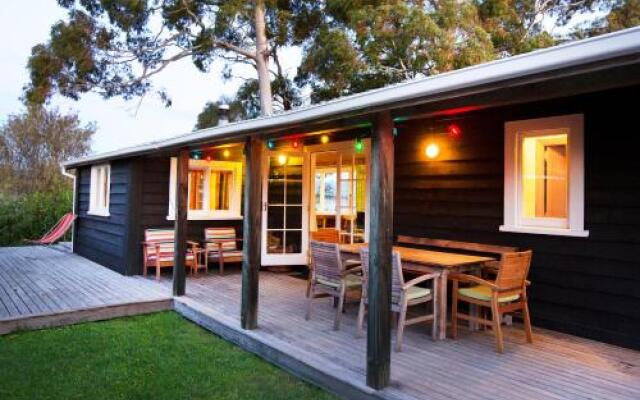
64, 26, 640, 169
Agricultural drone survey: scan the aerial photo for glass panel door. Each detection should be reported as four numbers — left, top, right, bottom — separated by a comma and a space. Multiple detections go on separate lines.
262, 151, 309, 265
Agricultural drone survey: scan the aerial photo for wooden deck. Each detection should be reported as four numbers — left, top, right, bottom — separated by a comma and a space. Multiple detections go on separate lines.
160, 270, 640, 400
0, 245, 172, 334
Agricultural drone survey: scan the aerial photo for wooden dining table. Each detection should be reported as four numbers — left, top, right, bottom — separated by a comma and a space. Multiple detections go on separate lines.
340, 243, 496, 340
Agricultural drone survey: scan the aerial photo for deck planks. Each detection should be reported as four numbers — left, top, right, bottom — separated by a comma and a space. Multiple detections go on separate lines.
161, 270, 640, 400
0, 245, 172, 334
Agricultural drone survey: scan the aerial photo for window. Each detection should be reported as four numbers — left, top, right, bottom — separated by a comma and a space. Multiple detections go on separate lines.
501, 114, 588, 237
168, 158, 242, 220
315, 168, 337, 213
88, 164, 110, 216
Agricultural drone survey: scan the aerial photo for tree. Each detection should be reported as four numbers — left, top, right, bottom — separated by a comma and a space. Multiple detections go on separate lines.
0, 106, 94, 196
25, 0, 311, 116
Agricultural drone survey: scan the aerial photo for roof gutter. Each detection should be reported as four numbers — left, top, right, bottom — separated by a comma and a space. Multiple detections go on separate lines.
63, 26, 640, 170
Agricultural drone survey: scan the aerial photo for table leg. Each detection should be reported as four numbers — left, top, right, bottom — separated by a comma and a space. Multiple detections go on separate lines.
437, 270, 448, 340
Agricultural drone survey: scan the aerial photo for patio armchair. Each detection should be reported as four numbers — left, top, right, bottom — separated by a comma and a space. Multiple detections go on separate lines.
450, 250, 533, 353
307, 229, 360, 297
204, 227, 243, 275
357, 248, 438, 351
142, 228, 200, 280
306, 240, 362, 330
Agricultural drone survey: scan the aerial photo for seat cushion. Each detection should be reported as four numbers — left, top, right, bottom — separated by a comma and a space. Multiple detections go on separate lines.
406, 286, 431, 300
317, 274, 362, 289
458, 285, 520, 303
147, 254, 195, 262
207, 250, 243, 259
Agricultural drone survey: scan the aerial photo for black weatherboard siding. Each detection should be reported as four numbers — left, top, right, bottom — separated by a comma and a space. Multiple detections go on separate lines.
74, 159, 135, 274
394, 86, 640, 350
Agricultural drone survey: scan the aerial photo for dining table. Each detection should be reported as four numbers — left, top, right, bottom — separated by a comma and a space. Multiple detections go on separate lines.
339, 243, 496, 340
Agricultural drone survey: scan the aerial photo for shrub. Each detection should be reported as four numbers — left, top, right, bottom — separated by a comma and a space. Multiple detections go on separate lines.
0, 188, 73, 246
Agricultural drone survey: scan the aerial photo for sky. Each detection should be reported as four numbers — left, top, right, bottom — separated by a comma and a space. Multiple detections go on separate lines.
0, 1, 302, 154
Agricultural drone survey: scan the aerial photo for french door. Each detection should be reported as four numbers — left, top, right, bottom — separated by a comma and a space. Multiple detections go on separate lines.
261, 150, 309, 265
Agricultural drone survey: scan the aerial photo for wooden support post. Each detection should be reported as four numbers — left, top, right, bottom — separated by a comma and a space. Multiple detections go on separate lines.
173, 149, 188, 296
367, 111, 394, 389
241, 135, 263, 330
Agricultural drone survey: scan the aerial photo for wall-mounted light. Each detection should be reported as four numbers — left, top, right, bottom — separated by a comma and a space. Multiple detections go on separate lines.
320, 134, 330, 144
278, 154, 288, 165
425, 143, 440, 159
222, 149, 230, 158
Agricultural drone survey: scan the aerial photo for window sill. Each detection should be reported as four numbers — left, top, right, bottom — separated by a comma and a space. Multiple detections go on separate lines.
87, 210, 110, 217
166, 214, 243, 221
499, 225, 589, 238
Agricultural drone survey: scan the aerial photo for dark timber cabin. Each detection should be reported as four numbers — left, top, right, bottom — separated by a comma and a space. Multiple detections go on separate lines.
64, 28, 640, 388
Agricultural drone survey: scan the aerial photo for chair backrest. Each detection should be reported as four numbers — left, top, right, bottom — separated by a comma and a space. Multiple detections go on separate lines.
204, 227, 238, 250
495, 250, 533, 291
309, 240, 344, 286
39, 213, 76, 244
144, 228, 175, 257
310, 228, 340, 243
360, 248, 404, 306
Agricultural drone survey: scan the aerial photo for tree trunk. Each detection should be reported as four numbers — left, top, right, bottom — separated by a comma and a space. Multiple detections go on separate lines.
254, 0, 273, 116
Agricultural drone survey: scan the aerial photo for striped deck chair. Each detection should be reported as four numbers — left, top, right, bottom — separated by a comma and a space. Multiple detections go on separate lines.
357, 248, 438, 351
306, 240, 362, 330
26, 213, 76, 245
204, 227, 243, 275
142, 228, 199, 280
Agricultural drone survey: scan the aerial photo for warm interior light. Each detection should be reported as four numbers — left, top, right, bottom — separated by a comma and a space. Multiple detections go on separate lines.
278, 154, 288, 165
223, 149, 230, 158
320, 134, 329, 144
425, 143, 439, 159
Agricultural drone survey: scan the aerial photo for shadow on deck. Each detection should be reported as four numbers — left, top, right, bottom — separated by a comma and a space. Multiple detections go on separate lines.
153, 269, 640, 400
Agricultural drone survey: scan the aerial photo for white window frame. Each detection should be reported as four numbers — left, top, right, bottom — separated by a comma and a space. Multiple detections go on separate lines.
501, 114, 589, 237
88, 164, 110, 217
167, 158, 243, 220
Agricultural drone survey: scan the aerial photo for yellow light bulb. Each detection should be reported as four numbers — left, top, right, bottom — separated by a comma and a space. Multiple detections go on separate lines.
223, 149, 230, 158
425, 143, 439, 159
320, 135, 329, 144
278, 154, 287, 165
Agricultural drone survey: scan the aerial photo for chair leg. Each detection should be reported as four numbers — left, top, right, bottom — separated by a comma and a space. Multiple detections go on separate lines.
491, 297, 504, 353
431, 287, 438, 340
219, 256, 224, 276
356, 298, 366, 338
522, 298, 533, 344
396, 298, 408, 352
143, 263, 148, 277
334, 286, 346, 331
305, 284, 314, 320
156, 261, 161, 281
451, 280, 458, 339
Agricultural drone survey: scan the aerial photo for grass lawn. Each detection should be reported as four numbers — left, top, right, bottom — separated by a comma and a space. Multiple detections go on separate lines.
0, 312, 335, 400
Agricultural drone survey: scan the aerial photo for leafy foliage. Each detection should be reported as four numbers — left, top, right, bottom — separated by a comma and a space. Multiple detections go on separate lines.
0, 106, 93, 196
0, 188, 73, 246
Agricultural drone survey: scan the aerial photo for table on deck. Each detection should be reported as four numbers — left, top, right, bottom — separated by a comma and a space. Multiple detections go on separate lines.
340, 243, 495, 340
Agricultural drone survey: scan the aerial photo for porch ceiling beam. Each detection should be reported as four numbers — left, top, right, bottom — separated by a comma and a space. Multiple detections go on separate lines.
241, 135, 263, 330
367, 111, 394, 389
173, 149, 188, 296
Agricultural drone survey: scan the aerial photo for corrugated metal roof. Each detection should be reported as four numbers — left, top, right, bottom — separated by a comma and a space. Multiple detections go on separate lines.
64, 26, 640, 168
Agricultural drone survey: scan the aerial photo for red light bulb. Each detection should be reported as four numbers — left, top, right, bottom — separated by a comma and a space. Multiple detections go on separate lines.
292, 139, 300, 149
447, 124, 462, 139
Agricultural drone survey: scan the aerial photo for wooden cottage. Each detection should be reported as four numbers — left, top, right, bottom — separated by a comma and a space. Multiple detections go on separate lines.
63, 28, 640, 391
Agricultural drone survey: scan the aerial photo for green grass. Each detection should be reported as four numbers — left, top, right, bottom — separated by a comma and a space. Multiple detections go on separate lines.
0, 312, 335, 400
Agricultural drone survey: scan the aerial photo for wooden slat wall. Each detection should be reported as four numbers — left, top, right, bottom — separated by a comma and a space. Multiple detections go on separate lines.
75, 160, 134, 274
394, 86, 640, 350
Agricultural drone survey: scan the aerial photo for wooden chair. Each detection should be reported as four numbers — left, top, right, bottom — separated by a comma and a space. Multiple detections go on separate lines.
450, 250, 534, 353
204, 227, 243, 275
142, 228, 200, 280
357, 248, 438, 351
306, 240, 362, 330
308, 229, 360, 297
